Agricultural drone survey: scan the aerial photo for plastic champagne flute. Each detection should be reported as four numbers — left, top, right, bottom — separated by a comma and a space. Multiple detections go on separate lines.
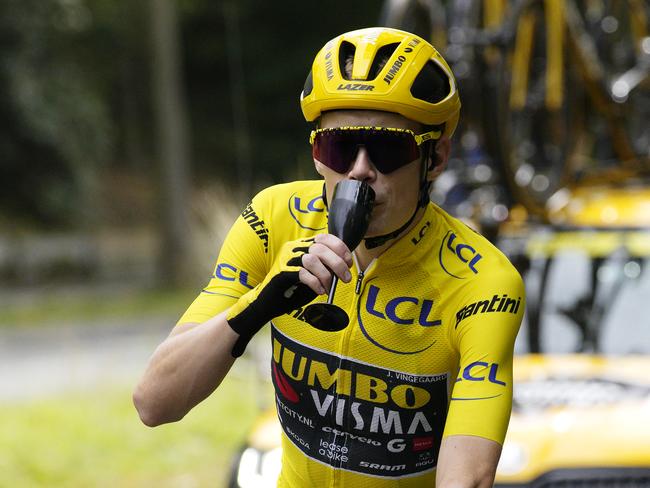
302, 180, 375, 331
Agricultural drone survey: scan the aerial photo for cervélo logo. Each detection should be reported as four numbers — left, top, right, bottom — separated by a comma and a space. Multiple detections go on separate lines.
241, 203, 269, 253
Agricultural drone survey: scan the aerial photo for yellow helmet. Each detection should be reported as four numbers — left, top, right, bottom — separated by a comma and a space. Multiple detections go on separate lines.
300, 27, 461, 139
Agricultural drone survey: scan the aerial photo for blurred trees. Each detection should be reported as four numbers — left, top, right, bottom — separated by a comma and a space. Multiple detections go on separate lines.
0, 0, 382, 284
0, 0, 113, 227
0, 0, 382, 231
150, 0, 192, 284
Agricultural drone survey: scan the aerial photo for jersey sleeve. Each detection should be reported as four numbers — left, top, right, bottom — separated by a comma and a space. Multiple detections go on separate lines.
443, 266, 525, 444
177, 192, 272, 325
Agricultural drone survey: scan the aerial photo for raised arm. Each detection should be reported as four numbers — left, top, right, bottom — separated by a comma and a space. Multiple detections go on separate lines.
133, 222, 352, 427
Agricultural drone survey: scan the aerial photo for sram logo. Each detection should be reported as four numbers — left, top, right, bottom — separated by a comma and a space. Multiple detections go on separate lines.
359, 461, 406, 471
439, 230, 482, 278
288, 193, 326, 230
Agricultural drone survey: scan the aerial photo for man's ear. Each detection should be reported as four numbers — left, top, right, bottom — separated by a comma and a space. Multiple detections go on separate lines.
427, 136, 450, 179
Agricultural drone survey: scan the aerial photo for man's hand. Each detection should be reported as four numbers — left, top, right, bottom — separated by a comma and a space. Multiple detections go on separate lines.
226, 234, 352, 356
298, 233, 353, 295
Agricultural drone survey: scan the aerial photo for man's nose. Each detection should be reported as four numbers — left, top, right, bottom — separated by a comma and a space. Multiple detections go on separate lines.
347, 146, 377, 181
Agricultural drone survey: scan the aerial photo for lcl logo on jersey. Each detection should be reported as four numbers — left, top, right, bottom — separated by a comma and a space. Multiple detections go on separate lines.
457, 361, 506, 386
288, 193, 326, 231
213, 262, 254, 289
358, 284, 441, 355
439, 230, 482, 278
451, 361, 507, 401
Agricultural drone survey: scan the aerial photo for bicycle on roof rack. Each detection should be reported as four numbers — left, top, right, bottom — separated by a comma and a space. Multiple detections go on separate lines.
381, 0, 650, 222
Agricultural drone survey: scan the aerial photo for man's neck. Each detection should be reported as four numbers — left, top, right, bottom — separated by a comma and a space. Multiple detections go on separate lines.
354, 205, 428, 270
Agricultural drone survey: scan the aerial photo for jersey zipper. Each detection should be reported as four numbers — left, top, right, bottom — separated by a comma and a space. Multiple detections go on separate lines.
352, 253, 375, 296
355, 270, 364, 295
330, 254, 375, 487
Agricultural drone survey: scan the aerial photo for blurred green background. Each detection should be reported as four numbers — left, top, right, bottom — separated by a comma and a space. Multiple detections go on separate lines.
0, 0, 382, 485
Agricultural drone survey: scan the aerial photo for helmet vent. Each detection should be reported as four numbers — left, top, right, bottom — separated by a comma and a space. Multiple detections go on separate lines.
410, 61, 450, 103
338, 41, 356, 80
340, 42, 402, 81
368, 43, 400, 80
302, 70, 313, 97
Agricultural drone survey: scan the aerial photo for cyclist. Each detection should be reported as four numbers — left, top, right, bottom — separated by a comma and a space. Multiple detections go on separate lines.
134, 27, 524, 488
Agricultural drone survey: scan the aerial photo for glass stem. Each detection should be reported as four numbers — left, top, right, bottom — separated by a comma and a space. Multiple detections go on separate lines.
327, 276, 339, 304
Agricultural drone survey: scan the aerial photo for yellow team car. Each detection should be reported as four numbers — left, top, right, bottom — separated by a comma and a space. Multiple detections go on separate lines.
229, 185, 650, 487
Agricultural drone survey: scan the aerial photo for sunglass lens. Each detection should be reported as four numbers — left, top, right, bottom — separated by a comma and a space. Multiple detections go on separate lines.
365, 131, 420, 173
313, 129, 421, 174
313, 132, 357, 173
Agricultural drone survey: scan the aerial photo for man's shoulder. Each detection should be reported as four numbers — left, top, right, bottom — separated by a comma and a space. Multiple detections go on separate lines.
250, 180, 328, 236
427, 203, 522, 285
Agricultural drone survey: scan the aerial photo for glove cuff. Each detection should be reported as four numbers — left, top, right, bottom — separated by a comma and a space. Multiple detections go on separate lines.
226, 297, 268, 358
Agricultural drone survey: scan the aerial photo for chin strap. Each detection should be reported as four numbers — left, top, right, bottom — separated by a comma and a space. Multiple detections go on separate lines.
363, 142, 434, 250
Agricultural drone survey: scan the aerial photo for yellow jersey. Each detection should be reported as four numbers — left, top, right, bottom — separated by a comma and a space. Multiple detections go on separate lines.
179, 180, 524, 487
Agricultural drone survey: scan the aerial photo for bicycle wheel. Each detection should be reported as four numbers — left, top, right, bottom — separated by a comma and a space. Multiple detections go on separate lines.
575, 0, 650, 176
444, 0, 518, 227
494, 0, 650, 205
491, 0, 585, 220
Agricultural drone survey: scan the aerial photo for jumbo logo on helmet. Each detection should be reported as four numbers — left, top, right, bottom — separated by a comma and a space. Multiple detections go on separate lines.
383, 55, 407, 85
384, 38, 421, 85
288, 193, 326, 231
